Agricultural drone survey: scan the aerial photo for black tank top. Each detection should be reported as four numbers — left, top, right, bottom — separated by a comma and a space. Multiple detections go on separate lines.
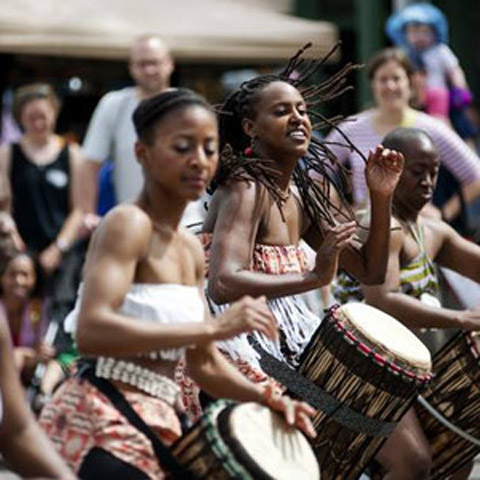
10, 142, 70, 252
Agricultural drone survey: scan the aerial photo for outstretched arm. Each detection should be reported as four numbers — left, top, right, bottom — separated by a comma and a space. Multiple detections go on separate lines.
0, 315, 76, 479
362, 227, 480, 330
435, 219, 480, 283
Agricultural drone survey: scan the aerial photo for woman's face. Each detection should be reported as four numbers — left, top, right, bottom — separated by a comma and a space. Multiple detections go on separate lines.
136, 105, 219, 202
20, 98, 57, 136
243, 81, 312, 160
371, 60, 411, 112
1, 255, 36, 301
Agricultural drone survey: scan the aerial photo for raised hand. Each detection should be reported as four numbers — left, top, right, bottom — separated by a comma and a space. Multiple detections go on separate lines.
312, 221, 357, 286
365, 145, 404, 197
213, 295, 278, 341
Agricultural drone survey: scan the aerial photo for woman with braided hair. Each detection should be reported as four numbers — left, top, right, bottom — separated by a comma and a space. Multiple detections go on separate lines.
39, 88, 316, 480
200, 44, 405, 382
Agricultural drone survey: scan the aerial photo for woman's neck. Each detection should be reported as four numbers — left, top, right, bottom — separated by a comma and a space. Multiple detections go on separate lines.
23, 132, 54, 147
2, 296, 25, 324
256, 146, 297, 192
373, 106, 412, 131
138, 187, 186, 232
393, 201, 419, 225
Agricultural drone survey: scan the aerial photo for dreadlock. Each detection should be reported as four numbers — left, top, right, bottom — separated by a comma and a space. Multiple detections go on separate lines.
133, 88, 213, 144
214, 43, 364, 231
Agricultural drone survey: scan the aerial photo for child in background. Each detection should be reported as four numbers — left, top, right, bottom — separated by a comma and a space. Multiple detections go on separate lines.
0, 236, 73, 402
386, 2, 476, 143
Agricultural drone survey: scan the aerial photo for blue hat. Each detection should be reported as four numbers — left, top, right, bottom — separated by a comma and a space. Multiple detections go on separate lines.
386, 2, 449, 47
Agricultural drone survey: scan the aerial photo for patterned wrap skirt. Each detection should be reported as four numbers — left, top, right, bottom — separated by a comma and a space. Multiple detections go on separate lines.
39, 376, 182, 480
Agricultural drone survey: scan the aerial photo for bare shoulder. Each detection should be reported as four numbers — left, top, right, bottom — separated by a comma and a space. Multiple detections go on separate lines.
216, 179, 261, 203
205, 180, 265, 231
421, 215, 451, 238
390, 216, 406, 250
92, 204, 152, 257
67, 141, 83, 160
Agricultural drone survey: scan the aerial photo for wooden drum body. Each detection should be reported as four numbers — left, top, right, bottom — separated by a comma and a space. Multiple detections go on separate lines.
416, 331, 480, 479
296, 303, 432, 480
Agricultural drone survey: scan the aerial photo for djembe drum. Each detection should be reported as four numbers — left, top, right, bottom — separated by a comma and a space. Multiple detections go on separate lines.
416, 331, 480, 479
295, 303, 433, 480
170, 400, 320, 480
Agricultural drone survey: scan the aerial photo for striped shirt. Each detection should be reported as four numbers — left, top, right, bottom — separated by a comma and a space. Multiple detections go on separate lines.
325, 109, 480, 205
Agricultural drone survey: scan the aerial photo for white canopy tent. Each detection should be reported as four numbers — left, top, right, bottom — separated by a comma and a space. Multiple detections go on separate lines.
0, 0, 338, 62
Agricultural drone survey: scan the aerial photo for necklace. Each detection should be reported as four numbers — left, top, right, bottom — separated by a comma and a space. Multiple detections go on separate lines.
277, 187, 291, 204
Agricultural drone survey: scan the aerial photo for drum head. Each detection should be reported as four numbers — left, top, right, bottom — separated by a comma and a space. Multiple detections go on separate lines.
338, 303, 432, 373
220, 402, 320, 480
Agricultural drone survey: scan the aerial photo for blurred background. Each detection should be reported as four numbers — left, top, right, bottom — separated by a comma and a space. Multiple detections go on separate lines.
0, 0, 477, 143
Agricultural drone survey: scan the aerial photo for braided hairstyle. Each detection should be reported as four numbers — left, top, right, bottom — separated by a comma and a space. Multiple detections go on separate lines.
133, 88, 214, 145
214, 43, 364, 230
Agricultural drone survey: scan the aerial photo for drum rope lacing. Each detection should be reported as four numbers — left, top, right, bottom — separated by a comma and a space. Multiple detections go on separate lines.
328, 305, 433, 385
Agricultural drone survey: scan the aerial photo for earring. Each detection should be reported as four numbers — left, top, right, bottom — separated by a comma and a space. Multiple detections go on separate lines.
244, 136, 257, 156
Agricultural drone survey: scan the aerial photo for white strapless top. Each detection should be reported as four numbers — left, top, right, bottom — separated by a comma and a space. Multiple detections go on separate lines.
65, 283, 205, 361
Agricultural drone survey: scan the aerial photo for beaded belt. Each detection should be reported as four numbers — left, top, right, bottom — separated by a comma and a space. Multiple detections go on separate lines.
94, 356, 180, 406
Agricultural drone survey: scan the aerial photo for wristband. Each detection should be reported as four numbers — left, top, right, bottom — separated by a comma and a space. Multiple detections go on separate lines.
261, 381, 283, 407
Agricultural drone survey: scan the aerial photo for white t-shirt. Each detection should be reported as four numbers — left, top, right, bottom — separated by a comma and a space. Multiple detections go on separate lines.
83, 87, 143, 204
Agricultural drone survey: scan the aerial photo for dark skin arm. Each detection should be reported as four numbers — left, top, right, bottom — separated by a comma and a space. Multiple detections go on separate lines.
363, 220, 480, 330
207, 181, 357, 304
0, 315, 76, 479
435, 219, 480, 282
186, 242, 316, 439
77, 205, 278, 356
305, 146, 405, 285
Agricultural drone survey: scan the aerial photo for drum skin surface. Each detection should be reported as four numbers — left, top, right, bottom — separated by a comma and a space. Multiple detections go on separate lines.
170, 400, 320, 480
224, 402, 320, 480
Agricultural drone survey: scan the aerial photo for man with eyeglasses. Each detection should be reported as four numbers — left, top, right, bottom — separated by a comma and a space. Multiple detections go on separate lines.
79, 35, 174, 222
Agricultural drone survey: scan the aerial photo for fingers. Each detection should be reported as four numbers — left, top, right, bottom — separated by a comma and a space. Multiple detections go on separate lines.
321, 222, 357, 251
223, 295, 279, 340
368, 145, 404, 171
272, 396, 318, 439
296, 409, 317, 439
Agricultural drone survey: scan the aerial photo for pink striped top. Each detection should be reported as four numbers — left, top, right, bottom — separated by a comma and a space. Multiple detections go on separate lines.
325, 109, 480, 204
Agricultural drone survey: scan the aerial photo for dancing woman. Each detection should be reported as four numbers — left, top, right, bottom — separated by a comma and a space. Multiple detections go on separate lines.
200, 46, 404, 378
39, 89, 315, 480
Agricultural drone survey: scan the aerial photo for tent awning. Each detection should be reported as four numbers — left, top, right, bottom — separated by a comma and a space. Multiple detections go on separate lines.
0, 0, 338, 62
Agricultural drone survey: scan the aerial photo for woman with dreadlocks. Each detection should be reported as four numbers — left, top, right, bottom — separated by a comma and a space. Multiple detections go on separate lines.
198, 45, 405, 382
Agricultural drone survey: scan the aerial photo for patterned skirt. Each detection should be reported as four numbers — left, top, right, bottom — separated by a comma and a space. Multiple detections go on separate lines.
39, 377, 182, 480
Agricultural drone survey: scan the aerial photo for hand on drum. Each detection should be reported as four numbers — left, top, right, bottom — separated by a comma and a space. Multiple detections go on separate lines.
365, 145, 404, 197
313, 221, 357, 285
262, 383, 317, 439
212, 295, 278, 341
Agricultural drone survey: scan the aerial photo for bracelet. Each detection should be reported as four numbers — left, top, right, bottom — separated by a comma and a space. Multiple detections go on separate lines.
260, 381, 283, 407
55, 238, 69, 253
